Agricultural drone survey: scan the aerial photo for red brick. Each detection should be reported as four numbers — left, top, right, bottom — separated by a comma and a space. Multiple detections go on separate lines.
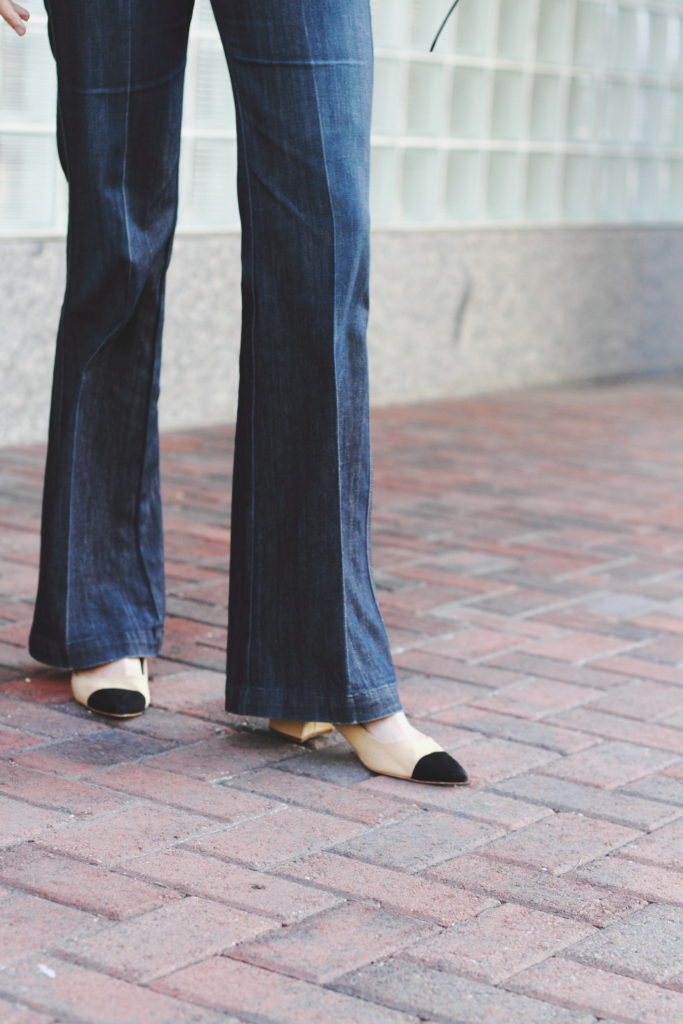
469, 678, 603, 719
623, 773, 683, 806
520, 631, 638, 662
230, 902, 437, 983
435, 707, 598, 754
84, 764, 281, 822
37, 803, 229, 865
612, 817, 683, 870
142, 667, 225, 719
225, 766, 412, 825
0, 846, 181, 919
0, 724, 44, 756
417, 628, 526, 660
546, 707, 683, 753
337, 958, 593, 1024
507, 956, 683, 1023
491, 772, 683, 831
335, 811, 505, 873
392, 564, 519, 593
0, 892, 98, 966
562, 904, 683, 983
535, 739, 681, 789
13, 731, 172, 777
0, 794, 71, 847
428, 852, 645, 926
402, 901, 594, 982
587, 680, 683, 720
0, 694, 102, 739
145, 731, 304, 780
111, 706, 219, 743
424, 601, 559, 638
0, 998, 52, 1024
590, 654, 683, 685
281, 850, 496, 924
479, 811, 641, 874
58, 895, 274, 982
625, 635, 683, 664
396, 672, 490, 714
379, 584, 469, 613
357, 773, 551, 828
631, 611, 683, 635
155, 955, 412, 1022
0, 956, 228, 1024
490, 651, 627, 690
123, 847, 342, 922
0, 672, 72, 704
394, 647, 521, 686
186, 806, 365, 869
0, 762, 133, 818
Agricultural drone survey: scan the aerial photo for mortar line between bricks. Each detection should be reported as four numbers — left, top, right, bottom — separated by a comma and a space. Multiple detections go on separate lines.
496, 977, 623, 1024
46, 920, 291, 989
330, 968, 599, 1024
485, 781, 683, 829
498, 955, 683, 1019
557, 555, 638, 580
1, 785, 288, 839
0, 874, 185, 921
418, 869, 636, 925
29, 805, 292, 868
477, 830, 651, 879
512, 590, 616, 619
0, 952, 246, 1024
608, 850, 683, 874
576, 703, 683, 726
73, 779, 294, 827
556, 949, 683, 989
222, 777, 413, 827
532, 762, 683, 797
265, 859, 502, 924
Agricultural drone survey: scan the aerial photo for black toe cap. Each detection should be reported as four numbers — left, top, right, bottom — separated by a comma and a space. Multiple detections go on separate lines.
87, 688, 147, 716
412, 751, 469, 785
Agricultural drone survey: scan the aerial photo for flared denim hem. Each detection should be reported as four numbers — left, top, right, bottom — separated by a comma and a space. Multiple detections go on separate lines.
225, 674, 403, 724
27, 625, 164, 671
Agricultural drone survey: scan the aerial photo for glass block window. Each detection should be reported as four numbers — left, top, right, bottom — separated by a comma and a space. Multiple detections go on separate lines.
3, 0, 683, 233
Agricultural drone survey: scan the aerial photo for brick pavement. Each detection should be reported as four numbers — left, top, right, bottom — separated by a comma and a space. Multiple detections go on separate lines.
0, 375, 683, 1023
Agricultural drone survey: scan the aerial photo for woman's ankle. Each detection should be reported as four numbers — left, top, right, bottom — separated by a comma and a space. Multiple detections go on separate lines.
360, 710, 422, 742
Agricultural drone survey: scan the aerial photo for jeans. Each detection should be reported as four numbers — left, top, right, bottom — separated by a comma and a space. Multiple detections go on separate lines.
27, 0, 403, 724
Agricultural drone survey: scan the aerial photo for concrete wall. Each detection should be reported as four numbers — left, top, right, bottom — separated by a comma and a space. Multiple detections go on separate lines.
2, 225, 683, 447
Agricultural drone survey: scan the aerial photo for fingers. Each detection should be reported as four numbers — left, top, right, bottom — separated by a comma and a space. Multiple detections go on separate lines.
1, 0, 30, 36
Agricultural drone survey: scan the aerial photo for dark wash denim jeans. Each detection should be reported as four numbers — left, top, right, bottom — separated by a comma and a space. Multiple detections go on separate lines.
28, 0, 403, 723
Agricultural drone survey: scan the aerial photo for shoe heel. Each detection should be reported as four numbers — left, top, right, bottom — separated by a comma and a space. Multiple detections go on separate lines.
269, 719, 335, 743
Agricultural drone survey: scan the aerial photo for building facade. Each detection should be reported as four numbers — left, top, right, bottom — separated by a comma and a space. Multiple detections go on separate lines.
2, 0, 683, 442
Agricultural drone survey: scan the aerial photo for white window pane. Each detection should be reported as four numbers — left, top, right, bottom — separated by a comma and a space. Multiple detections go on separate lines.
0, 134, 57, 230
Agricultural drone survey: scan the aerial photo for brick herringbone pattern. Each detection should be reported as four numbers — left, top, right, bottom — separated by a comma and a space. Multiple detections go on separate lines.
1, 376, 683, 1023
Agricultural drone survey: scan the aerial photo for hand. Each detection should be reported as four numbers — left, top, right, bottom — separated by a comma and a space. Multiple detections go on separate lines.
1, 0, 30, 36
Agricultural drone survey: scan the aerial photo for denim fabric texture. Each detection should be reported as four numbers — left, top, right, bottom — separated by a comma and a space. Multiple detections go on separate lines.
28, 0, 403, 724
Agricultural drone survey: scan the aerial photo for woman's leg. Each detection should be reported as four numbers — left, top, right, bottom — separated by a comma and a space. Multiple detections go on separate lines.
211, 0, 403, 723
28, 0, 195, 669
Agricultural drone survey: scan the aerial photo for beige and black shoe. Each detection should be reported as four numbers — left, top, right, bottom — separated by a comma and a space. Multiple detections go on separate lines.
269, 719, 335, 743
268, 719, 469, 785
71, 657, 150, 718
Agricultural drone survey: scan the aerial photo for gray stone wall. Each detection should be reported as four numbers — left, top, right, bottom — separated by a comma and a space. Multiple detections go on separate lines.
2, 226, 683, 447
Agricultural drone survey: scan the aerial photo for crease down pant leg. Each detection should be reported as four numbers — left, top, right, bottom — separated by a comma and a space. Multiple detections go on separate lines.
212, 0, 402, 721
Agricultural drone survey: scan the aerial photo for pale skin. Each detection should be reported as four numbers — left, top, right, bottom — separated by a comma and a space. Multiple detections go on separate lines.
2, 0, 418, 742
1, 1, 30, 35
